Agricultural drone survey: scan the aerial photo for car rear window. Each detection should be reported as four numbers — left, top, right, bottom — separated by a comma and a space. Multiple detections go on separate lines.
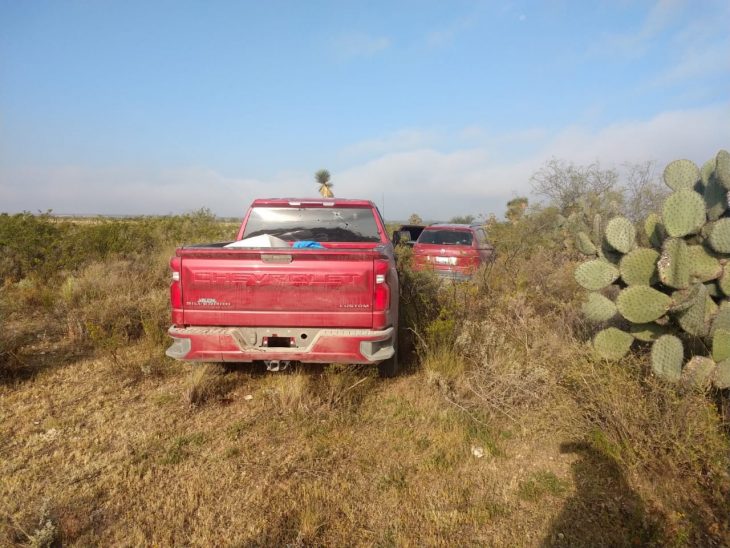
418, 229, 473, 246
243, 207, 381, 242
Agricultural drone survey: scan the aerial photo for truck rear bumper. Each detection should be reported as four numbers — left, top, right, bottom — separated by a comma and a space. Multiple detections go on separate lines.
166, 326, 395, 364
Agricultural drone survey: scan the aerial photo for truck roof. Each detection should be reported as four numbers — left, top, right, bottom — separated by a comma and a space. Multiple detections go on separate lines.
251, 198, 377, 208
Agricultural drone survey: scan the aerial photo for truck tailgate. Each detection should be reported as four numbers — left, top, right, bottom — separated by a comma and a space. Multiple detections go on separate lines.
178, 248, 378, 328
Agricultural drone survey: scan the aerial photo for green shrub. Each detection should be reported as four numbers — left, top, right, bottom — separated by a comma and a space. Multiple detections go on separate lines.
0, 209, 236, 283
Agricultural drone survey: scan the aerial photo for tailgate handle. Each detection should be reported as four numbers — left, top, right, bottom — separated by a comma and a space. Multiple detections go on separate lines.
261, 254, 292, 263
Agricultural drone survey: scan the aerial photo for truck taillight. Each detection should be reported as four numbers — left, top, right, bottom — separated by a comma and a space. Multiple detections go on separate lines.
170, 256, 183, 315
374, 259, 390, 311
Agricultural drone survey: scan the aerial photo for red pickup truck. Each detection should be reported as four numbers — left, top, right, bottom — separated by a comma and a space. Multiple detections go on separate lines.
166, 198, 399, 376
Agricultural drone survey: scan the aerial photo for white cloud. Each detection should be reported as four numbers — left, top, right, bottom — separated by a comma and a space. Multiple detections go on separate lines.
588, 0, 687, 59
340, 129, 439, 160
335, 102, 730, 217
333, 32, 390, 59
543, 105, 729, 166
0, 166, 309, 217
425, 11, 480, 48
2, 104, 728, 221
656, 35, 730, 85
587, 0, 729, 95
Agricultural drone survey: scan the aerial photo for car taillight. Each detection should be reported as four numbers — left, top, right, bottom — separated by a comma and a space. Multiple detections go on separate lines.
170, 257, 183, 321
460, 251, 479, 267
374, 259, 390, 311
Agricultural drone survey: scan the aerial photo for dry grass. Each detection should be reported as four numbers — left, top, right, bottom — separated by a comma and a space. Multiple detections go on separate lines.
2, 313, 727, 545
1, 218, 729, 545
0, 347, 586, 546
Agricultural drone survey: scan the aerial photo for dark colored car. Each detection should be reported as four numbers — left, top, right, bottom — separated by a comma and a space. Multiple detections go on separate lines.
412, 224, 494, 280
392, 224, 425, 247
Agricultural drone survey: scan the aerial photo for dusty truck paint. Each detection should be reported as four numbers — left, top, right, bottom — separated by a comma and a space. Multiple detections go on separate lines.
167, 198, 399, 374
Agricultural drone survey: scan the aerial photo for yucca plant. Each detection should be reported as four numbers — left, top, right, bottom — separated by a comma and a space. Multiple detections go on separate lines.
315, 169, 334, 198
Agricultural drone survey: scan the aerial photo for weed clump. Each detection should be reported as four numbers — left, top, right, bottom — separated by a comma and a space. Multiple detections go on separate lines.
185, 364, 235, 406
262, 365, 374, 414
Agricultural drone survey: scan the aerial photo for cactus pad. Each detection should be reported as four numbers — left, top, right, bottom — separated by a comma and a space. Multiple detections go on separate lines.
658, 238, 690, 289
703, 173, 727, 221
712, 328, 730, 362
663, 159, 700, 191
701, 157, 716, 185
718, 267, 730, 296
575, 259, 619, 290
605, 216, 635, 253
671, 284, 703, 313
644, 213, 664, 249
616, 286, 671, 323
676, 284, 709, 337
708, 218, 730, 253
688, 245, 722, 282
705, 281, 721, 298
715, 359, 730, 389
593, 328, 634, 360
629, 322, 666, 342
681, 356, 716, 388
619, 248, 659, 286
575, 231, 597, 256
706, 294, 719, 323
592, 213, 603, 244
716, 150, 730, 191
651, 335, 684, 382
711, 302, 730, 335
662, 189, 706, 237
581, 293, 617, 323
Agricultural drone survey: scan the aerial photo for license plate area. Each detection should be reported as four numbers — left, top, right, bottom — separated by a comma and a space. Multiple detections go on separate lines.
262, 336, 296, 348
434, 256, 452, 265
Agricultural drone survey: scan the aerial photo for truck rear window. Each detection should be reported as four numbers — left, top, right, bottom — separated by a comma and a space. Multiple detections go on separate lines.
243, 207, 381, 243
418, 230, 473, 246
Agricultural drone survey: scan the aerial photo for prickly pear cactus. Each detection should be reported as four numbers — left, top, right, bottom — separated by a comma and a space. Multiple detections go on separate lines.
574, 149, 730, 387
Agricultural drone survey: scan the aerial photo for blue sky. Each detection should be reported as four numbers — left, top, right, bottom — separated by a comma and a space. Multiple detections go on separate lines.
1, 0, 729, 219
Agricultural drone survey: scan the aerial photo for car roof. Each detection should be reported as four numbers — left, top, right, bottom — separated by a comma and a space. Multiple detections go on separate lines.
424, 223, 478, 231
251, 198, 375, 207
